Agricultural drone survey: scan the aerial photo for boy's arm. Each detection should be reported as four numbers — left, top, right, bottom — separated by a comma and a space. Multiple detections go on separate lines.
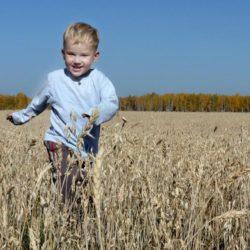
87, 76, 119, 126
10, 80, 52, 125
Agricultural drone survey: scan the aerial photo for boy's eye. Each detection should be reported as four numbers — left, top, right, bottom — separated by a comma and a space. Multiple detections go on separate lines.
66, 52, 75, 56
66, 52, 89, 57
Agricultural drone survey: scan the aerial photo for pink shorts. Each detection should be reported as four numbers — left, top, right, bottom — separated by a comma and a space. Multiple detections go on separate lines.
44, 141, 86, 203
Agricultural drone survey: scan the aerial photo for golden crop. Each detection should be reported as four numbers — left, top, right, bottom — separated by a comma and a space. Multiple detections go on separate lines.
0, 111, 249, 249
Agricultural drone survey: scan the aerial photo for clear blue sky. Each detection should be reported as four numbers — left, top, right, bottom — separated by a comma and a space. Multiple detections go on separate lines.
0, 0, 249, 97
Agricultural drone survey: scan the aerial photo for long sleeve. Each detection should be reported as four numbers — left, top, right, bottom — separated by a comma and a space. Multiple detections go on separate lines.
11, 80, 53, 125
88, 75, 119, 126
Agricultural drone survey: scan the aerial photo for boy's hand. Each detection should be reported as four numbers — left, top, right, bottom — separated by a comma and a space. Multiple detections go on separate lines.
6, 114, 14, 124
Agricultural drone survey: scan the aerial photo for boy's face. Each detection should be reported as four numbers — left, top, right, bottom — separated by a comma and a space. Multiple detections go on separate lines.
62, 39, 99, 79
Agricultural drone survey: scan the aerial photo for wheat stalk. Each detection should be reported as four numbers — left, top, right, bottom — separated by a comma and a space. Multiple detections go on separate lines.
93, 147, 104, 250
213, 209, 250, 220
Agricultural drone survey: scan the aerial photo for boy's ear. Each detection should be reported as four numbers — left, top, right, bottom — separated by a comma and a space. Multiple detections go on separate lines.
61, 49, 65, 59
94, 51, 100, 62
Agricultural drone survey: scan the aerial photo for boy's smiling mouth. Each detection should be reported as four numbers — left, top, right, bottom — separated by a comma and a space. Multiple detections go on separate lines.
72, 65, 83, 70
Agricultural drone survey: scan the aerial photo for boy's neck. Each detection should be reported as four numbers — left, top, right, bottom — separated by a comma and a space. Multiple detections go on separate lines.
64, 68, 93, 82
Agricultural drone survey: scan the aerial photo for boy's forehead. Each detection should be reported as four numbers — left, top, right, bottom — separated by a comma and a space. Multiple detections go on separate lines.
64, 39, 94, 50
65, 39, 95, 50
63, 40, 97, 53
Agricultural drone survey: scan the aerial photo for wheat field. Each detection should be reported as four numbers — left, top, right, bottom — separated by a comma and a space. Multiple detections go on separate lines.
0, 110, 249, 249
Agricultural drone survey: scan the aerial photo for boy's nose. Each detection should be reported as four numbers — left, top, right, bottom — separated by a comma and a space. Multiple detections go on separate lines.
73, 55, 81, 63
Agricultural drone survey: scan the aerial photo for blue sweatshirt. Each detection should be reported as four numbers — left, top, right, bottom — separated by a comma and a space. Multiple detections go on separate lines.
11, 68, 119, 157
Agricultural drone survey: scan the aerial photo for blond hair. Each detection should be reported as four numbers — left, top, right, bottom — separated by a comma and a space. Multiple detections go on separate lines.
63, 22, 99, 51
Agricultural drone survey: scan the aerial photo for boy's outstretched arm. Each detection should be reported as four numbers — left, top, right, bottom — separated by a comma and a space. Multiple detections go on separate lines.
87, 75, 119, 126
8, 79, 53, 125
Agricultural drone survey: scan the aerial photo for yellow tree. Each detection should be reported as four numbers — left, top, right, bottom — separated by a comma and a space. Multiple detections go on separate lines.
15, 92, 29, 109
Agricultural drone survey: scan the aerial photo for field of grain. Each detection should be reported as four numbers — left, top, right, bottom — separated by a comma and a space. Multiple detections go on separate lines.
0, 110, 249, 249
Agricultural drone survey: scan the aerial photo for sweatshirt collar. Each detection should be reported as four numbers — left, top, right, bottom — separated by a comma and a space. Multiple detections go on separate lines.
64, 68, 93, 85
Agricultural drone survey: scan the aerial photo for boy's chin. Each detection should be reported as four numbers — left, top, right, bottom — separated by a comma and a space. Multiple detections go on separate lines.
71, 72, 83, 78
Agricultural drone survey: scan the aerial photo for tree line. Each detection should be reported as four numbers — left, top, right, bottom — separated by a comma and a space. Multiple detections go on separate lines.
1, 92, 250, 112
120, 93, 250, 112
0, 93, 30, 110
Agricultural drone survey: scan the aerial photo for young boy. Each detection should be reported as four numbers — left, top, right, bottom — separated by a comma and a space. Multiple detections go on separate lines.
7, 22, 119, 202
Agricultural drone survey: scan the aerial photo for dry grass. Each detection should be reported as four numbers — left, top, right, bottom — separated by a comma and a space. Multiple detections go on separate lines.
0, 111, 250, 249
